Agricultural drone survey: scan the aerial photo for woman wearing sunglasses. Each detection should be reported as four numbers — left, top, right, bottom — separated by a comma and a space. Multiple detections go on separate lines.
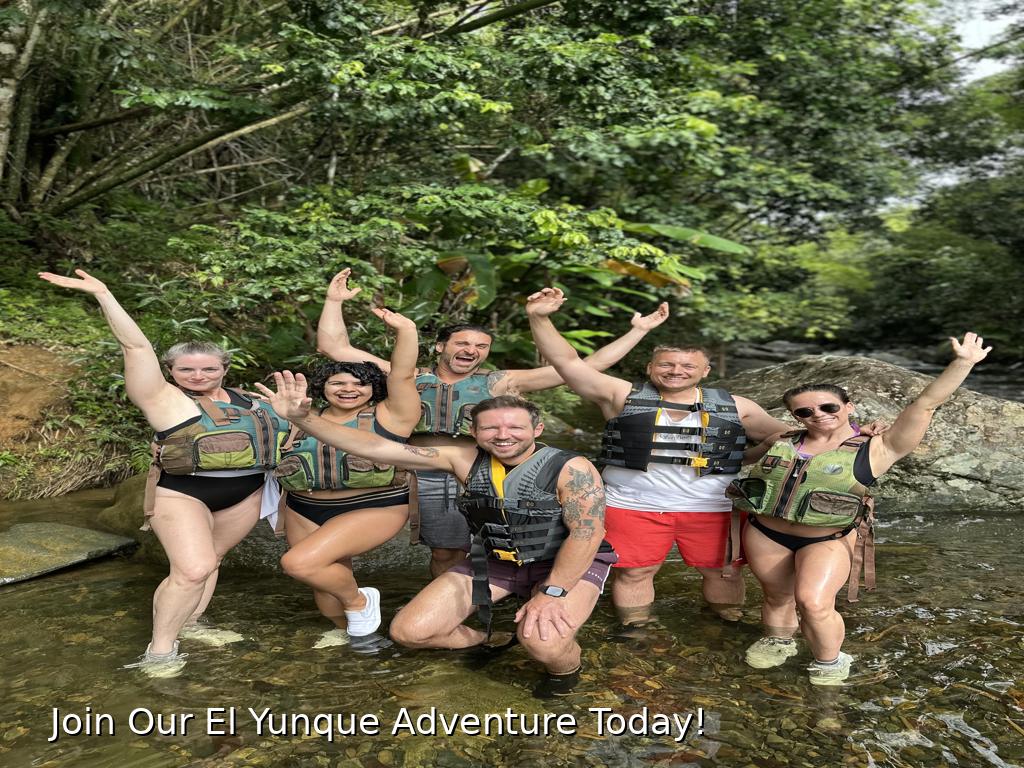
730, 333, 991, 685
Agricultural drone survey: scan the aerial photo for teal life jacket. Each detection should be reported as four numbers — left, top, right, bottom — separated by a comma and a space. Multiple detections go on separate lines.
599, 383, 746, 475
154, 388, 288, 474
275, 408, 407, 492
727, 434, 872, 528
414, 369, 494, 437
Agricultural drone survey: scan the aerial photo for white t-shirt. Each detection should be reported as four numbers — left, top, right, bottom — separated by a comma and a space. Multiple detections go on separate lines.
603, 407, 734, 513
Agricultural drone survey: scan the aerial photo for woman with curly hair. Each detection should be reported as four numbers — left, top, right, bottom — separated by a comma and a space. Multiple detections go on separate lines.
277, 306, 420, 642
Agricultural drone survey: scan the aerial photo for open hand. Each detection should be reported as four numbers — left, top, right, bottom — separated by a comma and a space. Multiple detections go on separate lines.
326, 268, 362, 302
525, 287, 566, 318
951, 332, 991, 365
514, 592, 577, 642
631, 302, 670, 332
371, 306, 416, 333
39, 268, 109, 295
253, 371, 312, 422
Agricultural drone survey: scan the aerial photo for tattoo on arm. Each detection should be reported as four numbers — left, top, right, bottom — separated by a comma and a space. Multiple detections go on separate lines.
402, 445, 440, 458
562, 465, 606, 540
487, 370, 510, 394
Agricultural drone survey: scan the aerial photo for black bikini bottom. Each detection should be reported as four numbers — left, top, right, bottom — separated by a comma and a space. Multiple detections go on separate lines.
157, 472, 264, 513
748, 514, 855, 553
286, 487, 410, 527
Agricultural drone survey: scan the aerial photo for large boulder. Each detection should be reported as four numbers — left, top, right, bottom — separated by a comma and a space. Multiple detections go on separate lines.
718, 355, 1024, 510
0, 522, 136, 585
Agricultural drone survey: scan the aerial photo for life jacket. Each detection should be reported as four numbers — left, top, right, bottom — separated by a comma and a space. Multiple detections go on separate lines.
457, 445, 575, 630
599, 382, 747, 475
727, 434, 871, 527
727, 433, 877, 602
414, 369, 494, 437
275, 408, 408, 492
153, 388, 287, 475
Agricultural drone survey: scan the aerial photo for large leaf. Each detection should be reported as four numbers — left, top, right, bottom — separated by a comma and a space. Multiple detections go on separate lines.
436, 251, 497, 309
622, 222, 750, 255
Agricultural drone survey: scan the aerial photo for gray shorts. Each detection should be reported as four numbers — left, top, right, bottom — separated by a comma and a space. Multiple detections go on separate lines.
414, 470, 471, 550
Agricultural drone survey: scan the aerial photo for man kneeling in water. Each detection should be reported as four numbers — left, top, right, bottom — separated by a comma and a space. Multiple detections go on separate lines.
258, 373, 613, 698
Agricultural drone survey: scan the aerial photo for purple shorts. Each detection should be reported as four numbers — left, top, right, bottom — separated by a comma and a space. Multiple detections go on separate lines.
450, 551, 618, 598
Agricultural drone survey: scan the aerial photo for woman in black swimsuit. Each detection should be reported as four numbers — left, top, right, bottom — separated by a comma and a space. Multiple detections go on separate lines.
739, 333, 991, 685
39, 269, 285, 676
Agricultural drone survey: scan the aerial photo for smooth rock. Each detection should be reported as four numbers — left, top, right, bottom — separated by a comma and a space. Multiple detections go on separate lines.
0, 522, 136, 585
719, 355, 1024, 510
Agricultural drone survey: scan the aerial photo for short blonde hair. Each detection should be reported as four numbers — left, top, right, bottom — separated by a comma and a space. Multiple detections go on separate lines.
161, 341, 231, 369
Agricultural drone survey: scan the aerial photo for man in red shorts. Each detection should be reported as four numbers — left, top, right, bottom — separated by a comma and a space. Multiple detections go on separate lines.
527, 288, 793, 626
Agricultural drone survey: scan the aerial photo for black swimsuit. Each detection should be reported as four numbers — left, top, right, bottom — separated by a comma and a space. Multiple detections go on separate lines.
155, 390, 265, 512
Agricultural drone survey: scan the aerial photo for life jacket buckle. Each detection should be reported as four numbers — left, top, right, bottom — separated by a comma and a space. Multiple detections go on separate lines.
492, 549, 523, 565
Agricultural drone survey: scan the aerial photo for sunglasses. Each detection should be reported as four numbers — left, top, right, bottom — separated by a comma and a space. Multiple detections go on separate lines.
791, 403, 843, 418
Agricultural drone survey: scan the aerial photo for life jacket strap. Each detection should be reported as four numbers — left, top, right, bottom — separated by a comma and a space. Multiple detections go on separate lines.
847, 497, 876, 602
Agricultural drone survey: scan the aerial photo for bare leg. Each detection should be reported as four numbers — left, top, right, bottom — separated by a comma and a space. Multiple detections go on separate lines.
148, 487, 260, 653
610, 563, 662, 618
518, 581, 601, 674
743, 523, 799, 637
697, 566, 746, 620
389, 571, 512, 650
429, 547, 468, 579
281, 504, 408, 626
794, 530, 857, 661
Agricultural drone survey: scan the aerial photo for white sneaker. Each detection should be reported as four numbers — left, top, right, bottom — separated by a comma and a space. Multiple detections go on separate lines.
745, 637, 799, 669
345, 587, 382, 637
808, 651, 854, 686
123, 642, 188, 678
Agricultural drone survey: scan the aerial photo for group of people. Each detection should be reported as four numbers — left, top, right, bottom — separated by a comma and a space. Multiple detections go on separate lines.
38, 268, 991, 695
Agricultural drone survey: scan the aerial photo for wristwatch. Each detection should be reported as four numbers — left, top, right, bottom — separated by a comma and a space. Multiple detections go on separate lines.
539, 584, 568, 597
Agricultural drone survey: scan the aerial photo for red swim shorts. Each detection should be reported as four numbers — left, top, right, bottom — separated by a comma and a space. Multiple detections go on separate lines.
604, 506, 745, 569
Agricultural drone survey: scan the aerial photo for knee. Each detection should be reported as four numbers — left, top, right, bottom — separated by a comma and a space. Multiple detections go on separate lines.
796, 592, 836, 621
388, 610, 432, 648
170, 558, 218, 586
614, 566, 658, 585
518, 632, 575, 665
280, 549, 317, 582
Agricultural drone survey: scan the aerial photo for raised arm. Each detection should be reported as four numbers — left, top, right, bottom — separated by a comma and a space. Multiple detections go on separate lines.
372, 308, 422, 433
734, 396, 795, 443
255, 371, 465, 473
38, 270, 192, 429
514, 456, 606, 640
499, 293, 669, 397
316, 268, 390, 370
521, 288, 631, 418
870, 332, 991, 476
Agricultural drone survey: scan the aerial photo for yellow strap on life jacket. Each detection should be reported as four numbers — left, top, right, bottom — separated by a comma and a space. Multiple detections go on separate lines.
489, 455, 507, 499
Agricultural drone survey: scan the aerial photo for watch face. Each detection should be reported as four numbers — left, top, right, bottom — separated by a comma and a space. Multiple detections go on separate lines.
542, 585, 567, 597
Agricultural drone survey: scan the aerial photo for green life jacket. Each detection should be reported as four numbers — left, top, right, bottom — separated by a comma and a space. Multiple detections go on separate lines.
414, 369, 494, 437
727, 434, 872, 527
275, 409, 407, 492
154, 389, 288, 474
599, 382, 747, 475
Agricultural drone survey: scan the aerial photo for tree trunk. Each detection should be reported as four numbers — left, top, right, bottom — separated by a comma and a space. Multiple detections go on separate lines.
0, 2, 48, 190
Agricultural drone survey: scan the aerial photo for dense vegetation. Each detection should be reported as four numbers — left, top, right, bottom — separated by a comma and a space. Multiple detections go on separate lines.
1, 1, 1020, 497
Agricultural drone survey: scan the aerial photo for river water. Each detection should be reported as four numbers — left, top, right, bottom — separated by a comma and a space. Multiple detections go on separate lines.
1, 489, 1022, 768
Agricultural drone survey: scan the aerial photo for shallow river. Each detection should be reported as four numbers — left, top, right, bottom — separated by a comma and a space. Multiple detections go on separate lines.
1, 490, 1022, 768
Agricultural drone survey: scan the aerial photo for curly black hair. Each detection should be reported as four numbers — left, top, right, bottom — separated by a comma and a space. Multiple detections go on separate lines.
308, 360, 388, 405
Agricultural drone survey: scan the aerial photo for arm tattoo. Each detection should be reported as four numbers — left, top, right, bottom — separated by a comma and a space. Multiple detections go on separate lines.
563, 465, 606, 540
487, 370, 510, 394
402, 445, 440, 457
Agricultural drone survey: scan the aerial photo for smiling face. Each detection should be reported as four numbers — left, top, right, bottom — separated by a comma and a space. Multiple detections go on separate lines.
646, 350, 710, 395
436, 330, 492, 376
322, 372, 374, 412
168, 353, 227, 394
470, 407, 544, 464
786, 390, 855, 434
